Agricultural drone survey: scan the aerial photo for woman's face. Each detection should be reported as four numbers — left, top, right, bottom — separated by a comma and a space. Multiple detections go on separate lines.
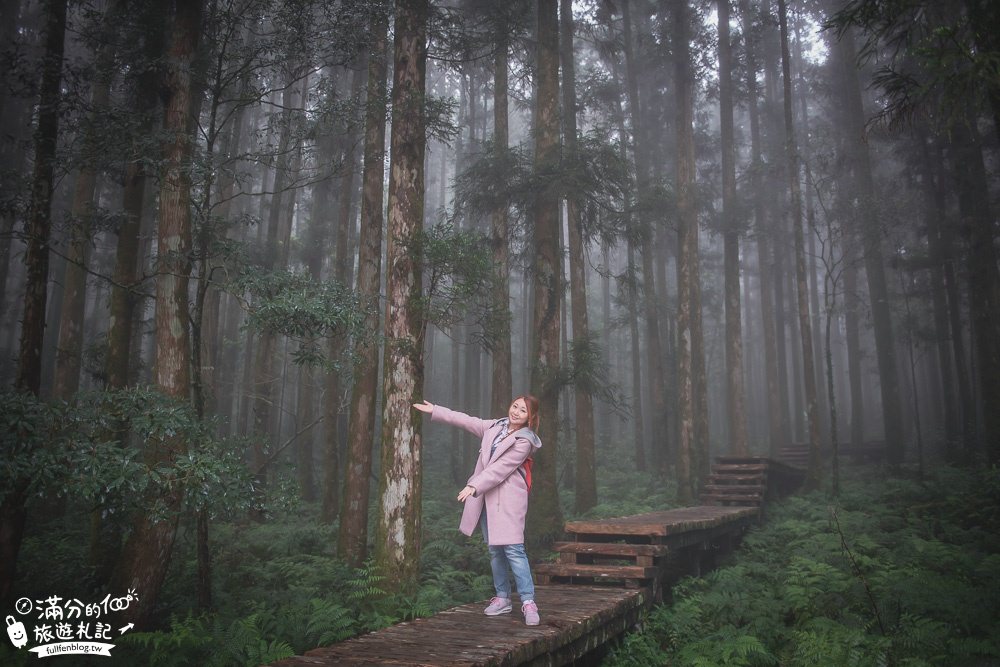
508, 398, 529, 428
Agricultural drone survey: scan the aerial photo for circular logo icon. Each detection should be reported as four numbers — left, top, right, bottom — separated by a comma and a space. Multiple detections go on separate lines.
14, 598, 32, 615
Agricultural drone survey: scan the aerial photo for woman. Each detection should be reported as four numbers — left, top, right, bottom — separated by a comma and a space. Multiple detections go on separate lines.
413, 396, 542, 626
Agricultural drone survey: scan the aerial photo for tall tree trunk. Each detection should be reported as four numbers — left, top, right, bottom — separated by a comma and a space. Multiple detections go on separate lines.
836, 27, 905, 466
844, 258, 864, 446
526, 0, 564, 546
489, 21, 513, 417
109, 0, 201, 628
778, 0, 822, 486
824, 258, 841, 495
0, 0, 29, 341
621, 0, 668, 473
303, 69, 342, 521
740, 0, 783, 455
53, 0, 127, 399
95, 0, 163, 588
337, 17, 388, 565
599, 240, 612, 438
626, 245, 646, 469
949, 114, 1000, 463
762, 0, 793, 449
604, 43, 645, 469
673, 0, 699, 503
16, 0, 66, 395
310, 66, 362, 509
560, 0, 597, 512
374, 0, 428, 591
919, 132, 961, 457
3, 0, 67, 609
795, 11, 829, 444
718, 0, 748, 456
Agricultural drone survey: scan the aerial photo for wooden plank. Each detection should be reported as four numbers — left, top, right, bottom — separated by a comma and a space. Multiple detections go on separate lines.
713, 463, 768, 472
533, 563, 659, 579
700, 494, 763, 503
268, 586, 647, 667
551, 542, 669, 557
713, 456, 769, 463
707, 474, 765, 483
565, 506, 757, 537
701, 484, 765, 495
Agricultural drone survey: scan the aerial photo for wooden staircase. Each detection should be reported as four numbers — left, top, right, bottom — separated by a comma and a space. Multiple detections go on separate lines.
533, 506, 762, 598
534, 541, 669, 591
699, 456, 769, 507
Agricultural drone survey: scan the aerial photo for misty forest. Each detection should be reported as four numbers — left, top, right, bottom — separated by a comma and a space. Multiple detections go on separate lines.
2, 0, 999, 664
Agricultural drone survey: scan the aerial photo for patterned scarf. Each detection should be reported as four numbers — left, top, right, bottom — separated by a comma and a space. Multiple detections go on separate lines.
489, 418, 510, 460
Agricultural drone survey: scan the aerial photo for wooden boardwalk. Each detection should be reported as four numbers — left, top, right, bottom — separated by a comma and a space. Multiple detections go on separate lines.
270, 585, 646, 667
269, 458, 802, 666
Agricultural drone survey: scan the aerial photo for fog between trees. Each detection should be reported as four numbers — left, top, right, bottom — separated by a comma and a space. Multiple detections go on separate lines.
1, 0, 998, 619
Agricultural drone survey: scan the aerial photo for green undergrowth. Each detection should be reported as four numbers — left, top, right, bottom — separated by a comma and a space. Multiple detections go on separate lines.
5, 457, 657, 667
0, 439, 684, 667
603, 464, 1000, 667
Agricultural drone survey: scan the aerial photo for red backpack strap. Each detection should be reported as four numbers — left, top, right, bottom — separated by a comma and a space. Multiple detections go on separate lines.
519, 456, 533, 492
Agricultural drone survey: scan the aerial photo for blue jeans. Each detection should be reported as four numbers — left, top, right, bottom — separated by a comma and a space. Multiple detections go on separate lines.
480, 513, 535, 602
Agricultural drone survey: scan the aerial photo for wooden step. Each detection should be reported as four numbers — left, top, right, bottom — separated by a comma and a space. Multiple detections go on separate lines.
714, 456, 769, 464
701, 484, 765, 495
534, 563, 659, 580
552, 542, 669, 557
699, 493, 764, 505
707, 473, 765, 484
713, 463, 768, 473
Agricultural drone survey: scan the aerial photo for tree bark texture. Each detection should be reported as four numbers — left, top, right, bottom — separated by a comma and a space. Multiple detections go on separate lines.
919, 133, 961, 456
621, 0, 668, 472
718, 0, 749, 456
949, 115, 1000, 464
52, 0, 124, 398
844, 259, 864, 446
526, 0, 564, 546
339, 13, 388, 566
489, 21, 513, 417
3, 0, 66, 610
603, 42, 646, 470
673, 0, 698, 503
110, 0, 201, 628
739, 0, 783, 455
836, 27, 905, 466
16, 0, 66, 395
375, 0, 428, 591
561, 0, 597, 513
778, 0, 822, 485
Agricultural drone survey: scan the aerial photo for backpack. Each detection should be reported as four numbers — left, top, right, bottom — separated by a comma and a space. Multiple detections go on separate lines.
519, 456, 534, 492
508, 425, 540, 493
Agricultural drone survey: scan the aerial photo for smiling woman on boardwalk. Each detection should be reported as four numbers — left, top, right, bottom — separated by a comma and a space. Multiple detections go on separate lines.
413, 396, 543, 626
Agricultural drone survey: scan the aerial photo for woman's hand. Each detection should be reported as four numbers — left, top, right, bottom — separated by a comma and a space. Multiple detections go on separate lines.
457, 485, 476, 502
412, 400, 434, 414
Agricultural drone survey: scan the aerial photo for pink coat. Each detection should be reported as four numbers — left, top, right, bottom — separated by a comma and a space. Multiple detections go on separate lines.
430, 405, 542, 546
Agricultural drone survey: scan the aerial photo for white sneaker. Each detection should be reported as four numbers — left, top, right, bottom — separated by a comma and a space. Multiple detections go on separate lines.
484, 596, 512, 615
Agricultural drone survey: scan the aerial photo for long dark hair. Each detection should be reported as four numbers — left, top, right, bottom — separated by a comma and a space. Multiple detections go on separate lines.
513, 395, 540, 430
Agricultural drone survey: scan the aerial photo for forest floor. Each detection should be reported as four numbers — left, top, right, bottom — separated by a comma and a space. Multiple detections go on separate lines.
602, 463, 1000, 667
5, 456, 997, 666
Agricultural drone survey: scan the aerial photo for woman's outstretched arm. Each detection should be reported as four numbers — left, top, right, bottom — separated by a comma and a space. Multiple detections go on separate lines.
412, 400, 491, 438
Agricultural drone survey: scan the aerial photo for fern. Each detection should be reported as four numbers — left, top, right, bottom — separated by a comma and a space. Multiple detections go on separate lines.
607, 466, 1000, 666
304, 599, 356, 646
116, 614, 214, 667
347, 558, 387, 603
